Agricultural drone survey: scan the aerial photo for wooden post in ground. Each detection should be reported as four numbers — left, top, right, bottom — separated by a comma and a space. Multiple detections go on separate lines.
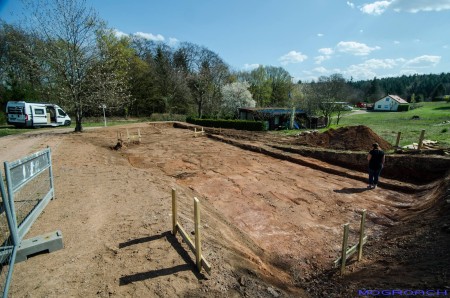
340, 223, 350, 274
395, 132, 402, 147
418, 129, 426, 150
172, 188, 177, 235
138, 129, 141, 143
194, 197, 202, 271
126, 129, 130, 143
358, 210, 366, 261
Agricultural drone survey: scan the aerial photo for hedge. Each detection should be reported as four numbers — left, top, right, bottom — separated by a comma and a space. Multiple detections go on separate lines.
397, 104, 410, 112
186, 117, 267, 131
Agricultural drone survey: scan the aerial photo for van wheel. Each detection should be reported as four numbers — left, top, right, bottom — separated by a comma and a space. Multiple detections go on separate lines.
64, 120, 71, 126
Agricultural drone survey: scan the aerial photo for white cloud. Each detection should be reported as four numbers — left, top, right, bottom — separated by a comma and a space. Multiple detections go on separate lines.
347, 1, 355, 8
134, 32, 165, 41
243, 63, 260, 70
364, 58, 402, 69
313, 66, 329, 74
391, 0, 450, 13
315, 48, 334, 65
359, 0, 450, 15
344, 58, 404, 79
168, 37, 179, 46
279, 51, 308, 65
315, 56, 330, 64
319, 48, 334, 55
113, 29, 128, 38
403, 55, 441, 68
360, 1, 392, 15
336, 41, 380, 56
394, 40, 400, 44
317, 33, 324, 37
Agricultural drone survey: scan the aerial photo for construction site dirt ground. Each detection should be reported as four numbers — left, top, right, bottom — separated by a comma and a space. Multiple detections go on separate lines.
1, 123, 449, 297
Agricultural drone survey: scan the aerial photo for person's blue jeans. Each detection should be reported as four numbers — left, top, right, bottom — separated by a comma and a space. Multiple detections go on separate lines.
368, 168, 382, 186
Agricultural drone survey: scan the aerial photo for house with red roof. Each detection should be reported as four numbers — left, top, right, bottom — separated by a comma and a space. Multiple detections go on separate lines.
373, 95, 409, 111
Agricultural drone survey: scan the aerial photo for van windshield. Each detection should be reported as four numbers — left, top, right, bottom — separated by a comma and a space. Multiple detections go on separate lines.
58, 109, 67, 116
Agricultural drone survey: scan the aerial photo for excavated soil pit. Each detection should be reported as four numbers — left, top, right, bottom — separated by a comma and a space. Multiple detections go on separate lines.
2, 123, 448, 297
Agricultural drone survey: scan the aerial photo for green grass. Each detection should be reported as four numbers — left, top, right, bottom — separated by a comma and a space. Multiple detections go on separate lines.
0, 113, 187, 138
0, 126, 35, 137
281, 101, 450, 148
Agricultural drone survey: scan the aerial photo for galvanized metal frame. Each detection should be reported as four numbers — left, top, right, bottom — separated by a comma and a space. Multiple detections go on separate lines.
0, 148, 58, 297
4, 148, 54, 240
0, 172, 18, 298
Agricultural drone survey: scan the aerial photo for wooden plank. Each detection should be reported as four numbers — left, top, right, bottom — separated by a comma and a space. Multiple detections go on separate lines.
177, 222, 196, 254
171, 188, 177, 235
340, 223, 349, 274
395, 132, 401, 147
334, 236, 368, 268
418, 129, 425, 149
358, 210, 366, 261
176, 222, 211, 274
194, 197, 201, 271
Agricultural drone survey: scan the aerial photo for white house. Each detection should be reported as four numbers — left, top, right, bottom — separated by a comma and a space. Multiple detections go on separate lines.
373, 95, 409, 111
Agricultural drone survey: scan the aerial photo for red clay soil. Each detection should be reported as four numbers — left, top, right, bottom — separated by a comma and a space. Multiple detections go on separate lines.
0, 123, 448, 297
295, 125, 393, 151
194, 124, 393, 152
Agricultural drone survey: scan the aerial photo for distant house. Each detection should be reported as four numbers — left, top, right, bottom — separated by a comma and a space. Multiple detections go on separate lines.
238, 107, 307, 130
374, 95, 409, 111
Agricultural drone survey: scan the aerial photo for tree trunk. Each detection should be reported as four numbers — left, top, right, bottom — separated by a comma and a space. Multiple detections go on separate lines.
197, 100, 203, 118
75, 108, 83, 132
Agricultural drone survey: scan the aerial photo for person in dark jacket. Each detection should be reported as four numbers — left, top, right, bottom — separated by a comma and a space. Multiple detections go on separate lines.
367, 143, 385, 189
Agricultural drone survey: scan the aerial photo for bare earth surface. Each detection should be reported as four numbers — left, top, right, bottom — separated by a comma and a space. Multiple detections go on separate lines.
1, 123, 449, 297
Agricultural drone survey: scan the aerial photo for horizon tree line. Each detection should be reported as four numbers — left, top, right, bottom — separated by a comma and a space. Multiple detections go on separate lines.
1, 0, 449, 131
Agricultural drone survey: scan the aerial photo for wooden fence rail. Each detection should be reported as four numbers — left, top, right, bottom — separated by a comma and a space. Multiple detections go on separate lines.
334, 209, 367, 274
171, 188, 211, 274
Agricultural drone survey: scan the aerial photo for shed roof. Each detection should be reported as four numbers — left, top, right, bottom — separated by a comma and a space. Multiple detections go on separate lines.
386, 95, 408, 104
239, 107, 305, 115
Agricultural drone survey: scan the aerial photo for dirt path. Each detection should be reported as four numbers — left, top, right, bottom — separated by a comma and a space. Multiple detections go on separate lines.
1, 123, 446, 297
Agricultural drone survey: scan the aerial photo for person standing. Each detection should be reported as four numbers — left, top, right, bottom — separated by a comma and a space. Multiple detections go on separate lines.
367, 143, 385, 189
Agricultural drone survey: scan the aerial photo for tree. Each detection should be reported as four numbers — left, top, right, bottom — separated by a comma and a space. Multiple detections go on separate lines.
0, 23, 48, 104
25, 0, 104, 132
246, 66, 272, 107
220, 81, 255, 118
303, 74, 348, 127
265, 66, 293, 106
83, 28, 134, 118
175, 42, 229, 118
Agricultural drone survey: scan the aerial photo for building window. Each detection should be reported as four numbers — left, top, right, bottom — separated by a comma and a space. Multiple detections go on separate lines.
384, 105, 389, 109
386, 98, 390, 101
377, 105, 382, 109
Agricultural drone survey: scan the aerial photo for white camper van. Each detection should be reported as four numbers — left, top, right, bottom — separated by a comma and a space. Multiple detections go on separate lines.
6, 101, 71, 128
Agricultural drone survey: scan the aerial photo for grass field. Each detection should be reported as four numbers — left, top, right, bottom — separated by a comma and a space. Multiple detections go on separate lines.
1, 104, 449, 148
334, 101, 450, 148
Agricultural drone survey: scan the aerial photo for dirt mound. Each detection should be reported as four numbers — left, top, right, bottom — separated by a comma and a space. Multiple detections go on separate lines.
297, 125, 393, 151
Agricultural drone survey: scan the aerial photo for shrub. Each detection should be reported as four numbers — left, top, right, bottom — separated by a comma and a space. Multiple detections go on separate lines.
442, 128, 448, 133
397, 104, 410, 112
186, 117, 266, 131
0, 111, 6, 125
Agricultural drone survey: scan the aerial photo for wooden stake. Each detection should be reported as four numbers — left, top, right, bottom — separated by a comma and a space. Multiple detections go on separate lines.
418, 129, 425, 150
138, 129, 141, 143
194, 197, 201, 271
340, 223, 349, 274
126, 129, 130, 143
172, 188, 177, 235
395, 132, 401, 147
358, 210, 366, 261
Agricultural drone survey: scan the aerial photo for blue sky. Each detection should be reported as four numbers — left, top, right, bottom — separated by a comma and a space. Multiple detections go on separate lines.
1, 0, 449, 82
